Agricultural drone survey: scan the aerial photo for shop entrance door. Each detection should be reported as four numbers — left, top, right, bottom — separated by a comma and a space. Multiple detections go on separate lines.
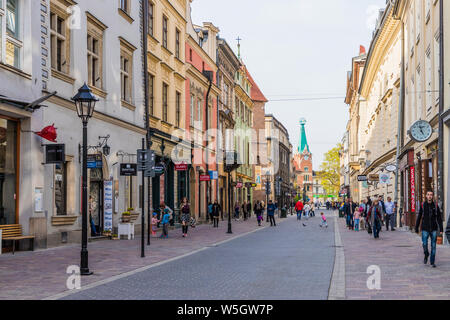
89, 168, 104, 236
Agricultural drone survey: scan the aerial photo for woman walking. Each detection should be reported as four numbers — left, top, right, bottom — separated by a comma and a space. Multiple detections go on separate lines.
234, 202, 240, 221
212, 200, 221, 228
254, 201, 263, 226
180, 197, 191, 238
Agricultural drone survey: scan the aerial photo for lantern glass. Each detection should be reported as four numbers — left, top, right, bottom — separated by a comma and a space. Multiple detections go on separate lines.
103, 144, 111, 156
72, 83, 98, 122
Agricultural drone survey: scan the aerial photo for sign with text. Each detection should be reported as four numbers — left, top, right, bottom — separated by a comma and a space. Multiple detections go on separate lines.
45, 144, 65, 164
103, 180, 113, 232
410, 166, 416, 213
87, 154, 102, 169
357, 175, 368, 182
120, 163, 137, 176
175, 163, 188, 171
200, 175, 211, 182
209, 170, 218, 180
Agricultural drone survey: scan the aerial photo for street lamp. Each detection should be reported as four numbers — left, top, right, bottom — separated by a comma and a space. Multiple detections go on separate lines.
225, 151, 240, 234
72, 83, 98, 276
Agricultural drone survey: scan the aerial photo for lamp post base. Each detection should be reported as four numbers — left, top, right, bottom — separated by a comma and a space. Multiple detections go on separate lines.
227, 222, 232, 234
81, 269, 93, 276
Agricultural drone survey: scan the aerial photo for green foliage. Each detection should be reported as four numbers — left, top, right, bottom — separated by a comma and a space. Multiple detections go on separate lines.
318, 144, 341, 197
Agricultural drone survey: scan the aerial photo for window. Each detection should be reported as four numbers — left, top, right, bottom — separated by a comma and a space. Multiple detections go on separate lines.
197, 99, 202, 123
120, 0, 130, 13
87, 14, 106, 89
120, 37, 136, 105
55, 162, 67, 216
304, 167, 309, 172
121, 55, 131, 102
50, 3, 70, 74
162, 15, 168, 49
162, 83, 168, 122
190, 95, 194, 125
148, 2, 154, 36
4, 0, 21, 68
176, 91, 181, 127
224, 83, 229, 106
175, 28, 180, 58
149, 73, 154, 115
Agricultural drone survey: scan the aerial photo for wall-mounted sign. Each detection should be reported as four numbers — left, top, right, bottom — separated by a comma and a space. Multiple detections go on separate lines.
87, 154, 103, 169
410, 166, 416, 213
368, 174, 379, 181
120, 163, 137, 176
385, 164, 397, 172
154, 162, 166, 176
357, 175, 368, 182
379, 173, 390, 184
236, 182, 243, 188
209, 170, 218, 180
45, 144, 65, 164
34, 188, 43, 213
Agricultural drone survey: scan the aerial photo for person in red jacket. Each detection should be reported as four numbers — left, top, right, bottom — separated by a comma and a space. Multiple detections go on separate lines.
295, 200, 304, 221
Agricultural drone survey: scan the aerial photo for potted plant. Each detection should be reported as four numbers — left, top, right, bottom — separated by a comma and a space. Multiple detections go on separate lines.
121, 211, 131, 223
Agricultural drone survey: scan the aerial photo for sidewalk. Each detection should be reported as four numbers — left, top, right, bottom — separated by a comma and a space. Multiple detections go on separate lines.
0, 216, 267, 300
338, 216, 450, 299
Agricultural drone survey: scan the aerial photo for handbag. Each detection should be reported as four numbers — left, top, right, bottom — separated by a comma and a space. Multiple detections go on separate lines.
367, 222, 372, 234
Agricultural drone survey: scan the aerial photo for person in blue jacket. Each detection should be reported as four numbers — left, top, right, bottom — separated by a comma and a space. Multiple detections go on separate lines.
267, 200, 277, 227
159, 208, 171, 239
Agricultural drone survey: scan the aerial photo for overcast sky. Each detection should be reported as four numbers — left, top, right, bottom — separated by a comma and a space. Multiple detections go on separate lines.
191, 0, 387, 170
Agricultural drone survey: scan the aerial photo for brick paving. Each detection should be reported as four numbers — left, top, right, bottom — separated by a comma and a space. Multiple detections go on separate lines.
0, 216, 268, 300
337, 214, 450, 300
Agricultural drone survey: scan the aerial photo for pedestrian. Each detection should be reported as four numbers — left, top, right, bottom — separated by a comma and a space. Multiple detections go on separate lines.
384, 196, 396, 231
343, 198, 357, 230
319, 212, 328, 228
242, 201, 248, 221
159, 208, 171, 239
212, 200, 221, 228
295, 200, 304, 221
160, 202, 173, 226
415, 191, 443, 268
309, 201, 315, 217
367, 199, 383, 239
180, 197, 191, 238
267, 200, 277, 226
151, 212, 159, 236
247, 201, 252, 218
254, 201, 263, 226
234, 202, 240, 221
303, 202, 311, 220
207, 202, 213, 224
354, 207, 362, 232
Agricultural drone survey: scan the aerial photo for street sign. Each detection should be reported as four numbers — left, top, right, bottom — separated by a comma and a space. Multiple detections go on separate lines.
154, 162, 166, 176
236, 182, 243, 188
357, 175, 368, 182
200, 175, 211, 182
368, 174, 379, 181
385, 164, 397, 172
120, 163, 137, 176
137, 149, 155, 171
45, 144, 65, 164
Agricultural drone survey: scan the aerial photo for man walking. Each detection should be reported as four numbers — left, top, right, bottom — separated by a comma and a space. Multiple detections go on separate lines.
384, 196, 396, 231
343, 198, 357, 230
267, 200, 277, 227
415, 191, 443, 268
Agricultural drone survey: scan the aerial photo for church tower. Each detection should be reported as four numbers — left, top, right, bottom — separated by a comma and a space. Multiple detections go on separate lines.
292, 118, 313, 202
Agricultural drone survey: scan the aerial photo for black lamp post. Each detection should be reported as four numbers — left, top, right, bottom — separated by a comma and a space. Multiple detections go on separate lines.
225, 151, 240, 234
72, 83, 98, 276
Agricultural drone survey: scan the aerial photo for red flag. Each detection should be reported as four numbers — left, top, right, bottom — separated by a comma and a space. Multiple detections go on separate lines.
360, 45, 366, 55
35, 124, 57, 143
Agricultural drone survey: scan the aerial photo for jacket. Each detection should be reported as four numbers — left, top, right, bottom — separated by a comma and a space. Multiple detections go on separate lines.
415, 201, 443, 233
343, 202, 358, 216
295, 201, 304, 211
212, 203, 221, 217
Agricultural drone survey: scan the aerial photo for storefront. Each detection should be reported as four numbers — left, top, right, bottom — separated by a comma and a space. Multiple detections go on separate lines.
0, 116, 19, 226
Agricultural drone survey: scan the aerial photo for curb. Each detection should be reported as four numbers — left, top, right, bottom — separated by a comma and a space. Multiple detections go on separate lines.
328, 211, 346, 300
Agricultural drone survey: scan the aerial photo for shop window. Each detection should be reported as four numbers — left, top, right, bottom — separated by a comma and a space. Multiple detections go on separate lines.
162, 82, 168, 122
54, 162, 67, 216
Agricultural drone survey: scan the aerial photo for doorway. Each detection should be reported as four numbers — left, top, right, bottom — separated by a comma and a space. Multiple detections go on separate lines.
89, 168, 103, 236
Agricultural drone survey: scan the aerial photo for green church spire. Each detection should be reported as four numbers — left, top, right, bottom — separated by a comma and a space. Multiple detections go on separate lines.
299, 118, 310, 153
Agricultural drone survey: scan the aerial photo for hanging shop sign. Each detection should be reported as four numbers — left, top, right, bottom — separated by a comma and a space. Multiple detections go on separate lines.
379, 173, 390, 184
368, 174, 379, 181
200, 174, 211, 182
137, 149, 155, 171
236, 182, 243, 188
154, 162, 166, 176
120, 163, 137, 176
209, 171, 219, 180
357, 175, 368, 182
385, 164, 397, 172
45, 144, 65, 164
103, 180, 113, 233
175, 163, 188, 171
87, 154, 103, 169
410, 166, 416, 213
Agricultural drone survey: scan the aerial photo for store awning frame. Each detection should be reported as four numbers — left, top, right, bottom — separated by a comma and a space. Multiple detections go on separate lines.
0, 91, 57, 113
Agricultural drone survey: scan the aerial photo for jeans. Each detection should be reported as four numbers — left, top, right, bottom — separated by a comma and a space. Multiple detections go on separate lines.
269, 215, 276, 226
161, 224, 168, 237
422, 230, 438, 265
385, 214, 395, 230
346, 214, 354, 229
297, 211, 302, 220
373, 220, 381, 238
354, 219, 360, 231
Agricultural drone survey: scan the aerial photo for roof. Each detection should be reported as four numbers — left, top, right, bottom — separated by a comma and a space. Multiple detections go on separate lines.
245, 68, 268, 102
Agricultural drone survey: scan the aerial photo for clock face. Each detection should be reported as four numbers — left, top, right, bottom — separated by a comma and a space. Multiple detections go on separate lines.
410, 120, 433, 142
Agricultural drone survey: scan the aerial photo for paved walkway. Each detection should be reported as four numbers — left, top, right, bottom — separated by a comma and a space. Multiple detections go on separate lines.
0, 216, 268, 300
59, 213, 335, 300
337, 212, 450, 300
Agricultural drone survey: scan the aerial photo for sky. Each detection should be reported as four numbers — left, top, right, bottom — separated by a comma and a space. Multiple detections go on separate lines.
191, 0, 387, 170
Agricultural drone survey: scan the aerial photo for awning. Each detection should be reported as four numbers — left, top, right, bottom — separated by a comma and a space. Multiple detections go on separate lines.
0, 91, 57, 113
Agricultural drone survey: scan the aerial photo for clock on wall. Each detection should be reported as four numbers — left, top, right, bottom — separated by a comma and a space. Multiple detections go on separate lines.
409, 120, 433, 143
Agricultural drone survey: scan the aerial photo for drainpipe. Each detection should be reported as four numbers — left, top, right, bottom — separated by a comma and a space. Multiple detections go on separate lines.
393, 11, 405, 229
438, 0, 448, 244
203, 70, 213, 218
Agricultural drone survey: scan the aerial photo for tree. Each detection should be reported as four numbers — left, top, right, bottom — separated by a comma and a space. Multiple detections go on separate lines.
318, 144, 341, 197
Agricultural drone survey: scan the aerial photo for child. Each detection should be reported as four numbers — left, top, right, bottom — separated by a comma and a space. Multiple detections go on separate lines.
354, 207, 362, 232
151, 212, 159, 236
159, 208, 171, 239
319, 212, 328, 228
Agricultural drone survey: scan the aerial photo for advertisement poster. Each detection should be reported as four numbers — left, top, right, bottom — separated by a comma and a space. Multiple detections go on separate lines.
103, 180, 113, 232
255, 166, 262, 190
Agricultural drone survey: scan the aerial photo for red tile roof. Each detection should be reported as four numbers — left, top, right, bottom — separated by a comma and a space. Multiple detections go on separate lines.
245, 68, 268, 102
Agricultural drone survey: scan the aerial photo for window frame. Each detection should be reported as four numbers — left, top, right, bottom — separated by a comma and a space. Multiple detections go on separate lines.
87, 13, 107, 90
162, 82, 168, 122
54, 161, 68, 216
148, 1, 154, 36
176, 91, 181, 128
2, 0, 23, 69
50, 1, 71, 75
175, 28, 180, 58
119, 37, 137, 106
162, 15, 168, 49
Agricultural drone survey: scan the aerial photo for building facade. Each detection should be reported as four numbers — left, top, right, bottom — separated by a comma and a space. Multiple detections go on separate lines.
292, 119, 313, 202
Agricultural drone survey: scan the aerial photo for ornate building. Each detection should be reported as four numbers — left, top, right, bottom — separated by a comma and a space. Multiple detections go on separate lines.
292, 119, 313, 202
